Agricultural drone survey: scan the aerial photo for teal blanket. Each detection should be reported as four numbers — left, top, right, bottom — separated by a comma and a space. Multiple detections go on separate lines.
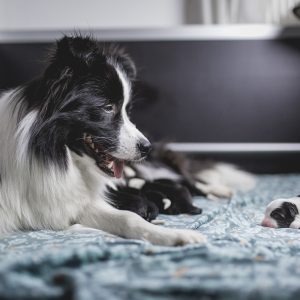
1, 175, 300, 300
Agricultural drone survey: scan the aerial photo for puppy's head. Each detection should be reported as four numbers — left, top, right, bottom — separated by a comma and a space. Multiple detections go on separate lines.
261, 197, 300, 229
27, 35, 151, 178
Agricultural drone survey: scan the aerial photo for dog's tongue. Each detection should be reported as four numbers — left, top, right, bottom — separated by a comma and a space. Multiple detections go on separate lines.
113, 160, 124, 178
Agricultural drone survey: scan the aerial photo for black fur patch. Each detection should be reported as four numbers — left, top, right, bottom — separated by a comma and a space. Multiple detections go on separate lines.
141, 179, 202, 215
270, 201, 299, 228
108, 186, 159, 222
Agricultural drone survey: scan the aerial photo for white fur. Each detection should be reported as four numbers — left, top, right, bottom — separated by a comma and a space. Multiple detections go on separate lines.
128, 178, 146, 190
124, 166, 136, 178
112, 65, 149, 161
290, 215, 300, 229
162, 198, 172, 210
195, 163, 256, 197
195, 181, 233, 199
0, 84, 205, 246
151, 219, 166, 225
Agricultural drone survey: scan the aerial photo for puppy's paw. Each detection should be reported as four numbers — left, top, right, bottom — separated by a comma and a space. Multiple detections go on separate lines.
148, 228, 206, 246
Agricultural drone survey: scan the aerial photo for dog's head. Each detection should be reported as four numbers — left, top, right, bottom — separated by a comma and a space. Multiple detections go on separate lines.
262, 197, 300, 229
25, 35, 151, 178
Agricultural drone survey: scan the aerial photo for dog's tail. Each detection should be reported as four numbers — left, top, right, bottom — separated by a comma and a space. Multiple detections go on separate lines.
195, 162, 256, 192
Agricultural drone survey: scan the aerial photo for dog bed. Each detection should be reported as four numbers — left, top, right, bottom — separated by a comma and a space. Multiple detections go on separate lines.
0, 175, 300, 300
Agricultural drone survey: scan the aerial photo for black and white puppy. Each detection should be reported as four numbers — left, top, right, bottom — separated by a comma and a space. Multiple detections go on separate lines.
0, 35, 205, 246
110, 178, 203, 222
262, 197, 300, 229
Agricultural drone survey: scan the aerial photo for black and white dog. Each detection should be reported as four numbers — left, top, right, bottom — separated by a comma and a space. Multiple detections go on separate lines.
0, 35, 207, 246
262, 197, 300, 229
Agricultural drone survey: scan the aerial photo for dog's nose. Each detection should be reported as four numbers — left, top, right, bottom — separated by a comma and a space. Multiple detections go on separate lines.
137, 140, 152, 158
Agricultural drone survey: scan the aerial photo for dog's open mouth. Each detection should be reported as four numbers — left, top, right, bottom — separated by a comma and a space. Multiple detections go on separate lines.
83, 133, 124, 178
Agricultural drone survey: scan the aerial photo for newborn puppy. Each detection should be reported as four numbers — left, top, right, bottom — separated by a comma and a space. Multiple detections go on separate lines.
141, 179, 202, 215
109, 179, 202, 222
108, 186, 159, 222
262, 196, 300, 228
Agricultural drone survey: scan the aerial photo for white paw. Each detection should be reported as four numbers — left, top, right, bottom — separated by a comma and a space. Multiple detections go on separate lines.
207, 184, 233, 199
171, 229, 207, 246
147, 228, 206, 246
196, 163, 255, 192
195, 182, 233, 199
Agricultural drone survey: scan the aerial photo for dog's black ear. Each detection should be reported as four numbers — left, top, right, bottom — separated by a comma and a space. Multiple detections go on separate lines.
53, 37, 136, 80
54, 35, 102, 68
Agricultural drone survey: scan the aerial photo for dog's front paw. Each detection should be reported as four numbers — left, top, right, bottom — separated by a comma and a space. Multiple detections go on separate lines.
171, 229, 207, 246
147, 228, 206, 246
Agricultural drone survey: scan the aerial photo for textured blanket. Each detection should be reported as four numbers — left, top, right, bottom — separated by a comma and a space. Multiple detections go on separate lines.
1, 175, 300, 300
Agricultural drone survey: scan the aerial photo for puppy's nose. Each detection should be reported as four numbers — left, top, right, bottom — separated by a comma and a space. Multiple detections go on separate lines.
137, 139, 152, 158
261, 218, 275, 228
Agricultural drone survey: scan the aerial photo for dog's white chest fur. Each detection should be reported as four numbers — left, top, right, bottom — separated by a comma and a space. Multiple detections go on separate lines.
0, 90, 108, 233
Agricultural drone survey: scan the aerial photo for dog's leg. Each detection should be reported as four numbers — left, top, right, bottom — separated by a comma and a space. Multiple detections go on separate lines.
194, 181, 233, 199
78, 202, 206, 246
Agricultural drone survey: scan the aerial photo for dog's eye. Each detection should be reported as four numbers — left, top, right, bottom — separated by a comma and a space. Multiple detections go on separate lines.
103, 104, 115, 113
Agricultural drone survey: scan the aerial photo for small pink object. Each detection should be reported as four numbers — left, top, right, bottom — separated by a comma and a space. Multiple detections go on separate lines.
261, 218, 275, 228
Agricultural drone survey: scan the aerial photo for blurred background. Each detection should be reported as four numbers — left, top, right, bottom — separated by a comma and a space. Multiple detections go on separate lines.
1, 0, 300, 30
1, 0, 300, 172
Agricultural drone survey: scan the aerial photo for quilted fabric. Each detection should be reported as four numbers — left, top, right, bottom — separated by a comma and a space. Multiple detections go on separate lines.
0, 175, 300, 300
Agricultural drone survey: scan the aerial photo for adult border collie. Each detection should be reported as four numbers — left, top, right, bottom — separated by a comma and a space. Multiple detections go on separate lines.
0, 35, 205, 246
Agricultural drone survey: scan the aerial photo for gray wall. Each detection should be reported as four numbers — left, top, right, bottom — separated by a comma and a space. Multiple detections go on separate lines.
1, 31, 300, 172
